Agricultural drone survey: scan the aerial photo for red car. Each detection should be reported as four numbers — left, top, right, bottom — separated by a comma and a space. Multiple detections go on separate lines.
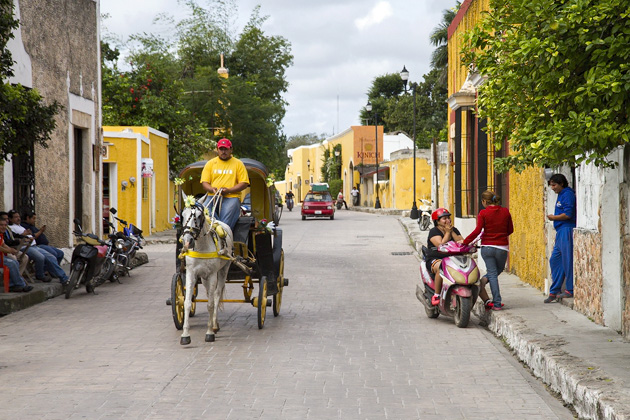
301, 191, 335, 220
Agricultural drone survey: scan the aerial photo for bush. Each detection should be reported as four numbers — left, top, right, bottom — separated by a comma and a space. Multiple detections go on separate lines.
328, 179, 343, 199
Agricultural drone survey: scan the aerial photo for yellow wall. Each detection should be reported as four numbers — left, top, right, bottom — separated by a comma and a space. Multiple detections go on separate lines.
381, 155, 432, 209
447, 0, 548, 288
103, 126, 171, 235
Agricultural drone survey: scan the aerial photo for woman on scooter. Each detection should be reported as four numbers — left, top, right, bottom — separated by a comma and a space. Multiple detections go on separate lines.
427, 208, 463, 306
462, 190, 514, 311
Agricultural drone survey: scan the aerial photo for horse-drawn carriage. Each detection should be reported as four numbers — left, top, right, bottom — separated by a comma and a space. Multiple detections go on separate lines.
167, 158, 287, 344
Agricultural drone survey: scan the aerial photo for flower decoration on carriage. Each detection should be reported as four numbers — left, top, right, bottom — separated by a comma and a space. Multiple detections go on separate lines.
174, 177, 186, 186
265, 174, 276, 187
184, 195, 196, 208
255, 218, 274, 234
171, 214, 182, 230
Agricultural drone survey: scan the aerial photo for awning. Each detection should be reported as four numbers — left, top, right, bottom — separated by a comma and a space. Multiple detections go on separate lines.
361, 166, 389, 178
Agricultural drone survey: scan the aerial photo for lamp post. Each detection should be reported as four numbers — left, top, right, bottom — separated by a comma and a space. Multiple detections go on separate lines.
365, 101, 381, 209
400, 65, 419, 219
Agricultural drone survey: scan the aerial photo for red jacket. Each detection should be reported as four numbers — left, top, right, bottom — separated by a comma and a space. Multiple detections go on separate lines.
463, 205, 514, 246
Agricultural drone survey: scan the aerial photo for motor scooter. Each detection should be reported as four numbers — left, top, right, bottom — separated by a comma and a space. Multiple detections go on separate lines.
65, 219, 111, 298
286, 197, 294, 211
416, 241, 480, 328
417, 199, 432, 231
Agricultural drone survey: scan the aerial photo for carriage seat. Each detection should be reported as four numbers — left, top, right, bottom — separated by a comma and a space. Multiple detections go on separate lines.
233, 216, 254, 244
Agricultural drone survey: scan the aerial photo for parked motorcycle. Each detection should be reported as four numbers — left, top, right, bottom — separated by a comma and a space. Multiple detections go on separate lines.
418, 199, 432, 231
106, 208, 144, 280
66, 219, 111, 298
416, 241, 480, 328
335, 193, 345, 210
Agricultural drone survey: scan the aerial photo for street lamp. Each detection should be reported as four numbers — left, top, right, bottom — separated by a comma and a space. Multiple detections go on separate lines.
365, 101, 381, 209
401, 65, 419, 219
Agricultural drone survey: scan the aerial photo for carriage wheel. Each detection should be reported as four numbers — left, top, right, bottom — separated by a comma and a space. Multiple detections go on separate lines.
273, 250, 284, 317
242, 275, 254, 302
189, 283, 198, 317
171, 273, 185, 330
257, 276, 268, 329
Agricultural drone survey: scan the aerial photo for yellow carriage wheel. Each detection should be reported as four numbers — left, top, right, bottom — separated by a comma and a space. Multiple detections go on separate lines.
189, 283, 198, 317
243, 275, 254, 302
257, 277, 268, 329
171, 273, 185, 330
273, 250, 284, 317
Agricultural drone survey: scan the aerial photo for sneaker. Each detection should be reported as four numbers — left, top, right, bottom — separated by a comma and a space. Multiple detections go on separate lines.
492, 305, 502, 311
431, 294, 440, 306
557, 291, 573, 299
484, 300, 494, 310
544, 294, 557, 304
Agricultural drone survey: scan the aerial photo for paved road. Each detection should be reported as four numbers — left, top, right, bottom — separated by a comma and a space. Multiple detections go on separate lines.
0, 209, 573, 419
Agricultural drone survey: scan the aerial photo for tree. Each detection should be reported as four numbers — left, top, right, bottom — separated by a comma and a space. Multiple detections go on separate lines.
462, 0, 630, 172
384, 68, 448, 147
359, 73, 404, 132
429, 2, 460, 85
286, 132, 326, 150
0, 0, 61, 161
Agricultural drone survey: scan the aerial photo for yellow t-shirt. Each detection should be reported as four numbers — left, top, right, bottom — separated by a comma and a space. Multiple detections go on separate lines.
200, 157, 250, 198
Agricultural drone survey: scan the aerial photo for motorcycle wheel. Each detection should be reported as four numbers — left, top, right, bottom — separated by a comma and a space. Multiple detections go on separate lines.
100, 258, 116, 284
65, 266, 85, 299
454, 295, 472, 328
420, 215, 430, 231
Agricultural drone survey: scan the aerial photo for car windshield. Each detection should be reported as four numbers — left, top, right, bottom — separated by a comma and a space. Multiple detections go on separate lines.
305, 192, 332, 202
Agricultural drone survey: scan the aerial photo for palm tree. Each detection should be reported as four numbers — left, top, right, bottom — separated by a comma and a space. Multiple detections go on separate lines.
429, 2, 461, 85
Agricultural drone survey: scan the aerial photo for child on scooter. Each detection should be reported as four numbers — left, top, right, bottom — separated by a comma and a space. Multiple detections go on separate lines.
462, 190, 514, 311
427, 208, 463, 306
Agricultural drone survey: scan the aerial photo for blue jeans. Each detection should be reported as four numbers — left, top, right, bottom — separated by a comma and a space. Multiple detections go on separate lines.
26, 246, 68, 281
481, 246, 508, 307
549, 227, 573, 295
3, 257, 27, 288
202, 195, 241, 231
39, 245, 64, 264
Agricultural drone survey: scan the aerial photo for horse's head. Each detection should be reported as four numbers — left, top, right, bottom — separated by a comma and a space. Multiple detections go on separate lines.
180, 195, 207, 251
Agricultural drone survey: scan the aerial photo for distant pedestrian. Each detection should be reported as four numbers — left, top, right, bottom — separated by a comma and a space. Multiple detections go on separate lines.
351, 186, 359, 206
462, 190, 513, 311
545, 174, 576, 303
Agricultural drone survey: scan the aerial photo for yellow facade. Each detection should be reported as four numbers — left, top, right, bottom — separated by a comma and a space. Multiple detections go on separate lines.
281, 126, 435, 210
447, 0, 547, 288
103, 126, 172, 235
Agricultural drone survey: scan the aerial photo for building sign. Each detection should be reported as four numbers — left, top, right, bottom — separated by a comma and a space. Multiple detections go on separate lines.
352, 125, 383, 166
141, 158, 154, 178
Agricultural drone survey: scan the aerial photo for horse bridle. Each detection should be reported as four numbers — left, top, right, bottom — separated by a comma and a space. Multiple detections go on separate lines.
182, 203, 206, 241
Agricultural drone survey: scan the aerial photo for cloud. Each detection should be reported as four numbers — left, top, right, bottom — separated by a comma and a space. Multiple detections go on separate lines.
355, 1, 394, 31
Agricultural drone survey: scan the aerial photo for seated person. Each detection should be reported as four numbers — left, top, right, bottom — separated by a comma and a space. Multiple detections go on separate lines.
426, 208, 463, 306
21, 210, 64, 264
6, 210, 68, 285
0, 218, 33, 292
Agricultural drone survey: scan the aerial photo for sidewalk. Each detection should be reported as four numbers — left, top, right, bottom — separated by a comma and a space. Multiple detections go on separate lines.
396, 215, 630, 420
0, 229, 175, 316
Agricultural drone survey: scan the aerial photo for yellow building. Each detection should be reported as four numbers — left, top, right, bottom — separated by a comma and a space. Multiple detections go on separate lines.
447, 0, 548, 288
279, 126, 434, 210
102, 126, 172, 235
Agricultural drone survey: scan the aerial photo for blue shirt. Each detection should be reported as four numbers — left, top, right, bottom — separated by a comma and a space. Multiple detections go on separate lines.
554, 187, 576, 230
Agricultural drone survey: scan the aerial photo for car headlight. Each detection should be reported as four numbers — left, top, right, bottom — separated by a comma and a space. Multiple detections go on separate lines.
327, 205, 332, 209
303, 205, 309, 209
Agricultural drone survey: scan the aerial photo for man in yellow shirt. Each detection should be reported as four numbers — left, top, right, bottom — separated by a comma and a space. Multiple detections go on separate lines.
200, 138, 250, 231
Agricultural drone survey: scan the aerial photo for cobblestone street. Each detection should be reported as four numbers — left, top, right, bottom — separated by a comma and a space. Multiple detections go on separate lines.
0, 209, 572, 419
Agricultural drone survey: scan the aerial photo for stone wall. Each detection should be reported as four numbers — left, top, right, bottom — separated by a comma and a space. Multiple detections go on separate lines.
16, 0, 100, 246
621, 185, 630, 339
573, 229, 604, 324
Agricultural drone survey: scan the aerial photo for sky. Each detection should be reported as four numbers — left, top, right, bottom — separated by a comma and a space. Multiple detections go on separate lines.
100, 0, 459, 139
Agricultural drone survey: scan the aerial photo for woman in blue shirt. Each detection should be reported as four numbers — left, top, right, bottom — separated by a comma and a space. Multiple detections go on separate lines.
545, 174, 576, 303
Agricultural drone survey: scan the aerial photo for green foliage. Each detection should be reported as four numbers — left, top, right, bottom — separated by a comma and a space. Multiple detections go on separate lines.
321, 144, 342, 183
328, 179, 343, 200
430, 1, 461, 85
462, 0, 630, 172
101, 0, 293, 177
0, 0, 62, 162
286, 132, 326, 150
359, 73, 404, 132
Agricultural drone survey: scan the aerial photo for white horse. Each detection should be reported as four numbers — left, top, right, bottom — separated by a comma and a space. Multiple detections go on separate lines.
178, 194, 233, 345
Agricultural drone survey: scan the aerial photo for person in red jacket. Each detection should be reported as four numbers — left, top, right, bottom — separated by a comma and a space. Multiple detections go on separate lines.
462, 190, 514, 311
